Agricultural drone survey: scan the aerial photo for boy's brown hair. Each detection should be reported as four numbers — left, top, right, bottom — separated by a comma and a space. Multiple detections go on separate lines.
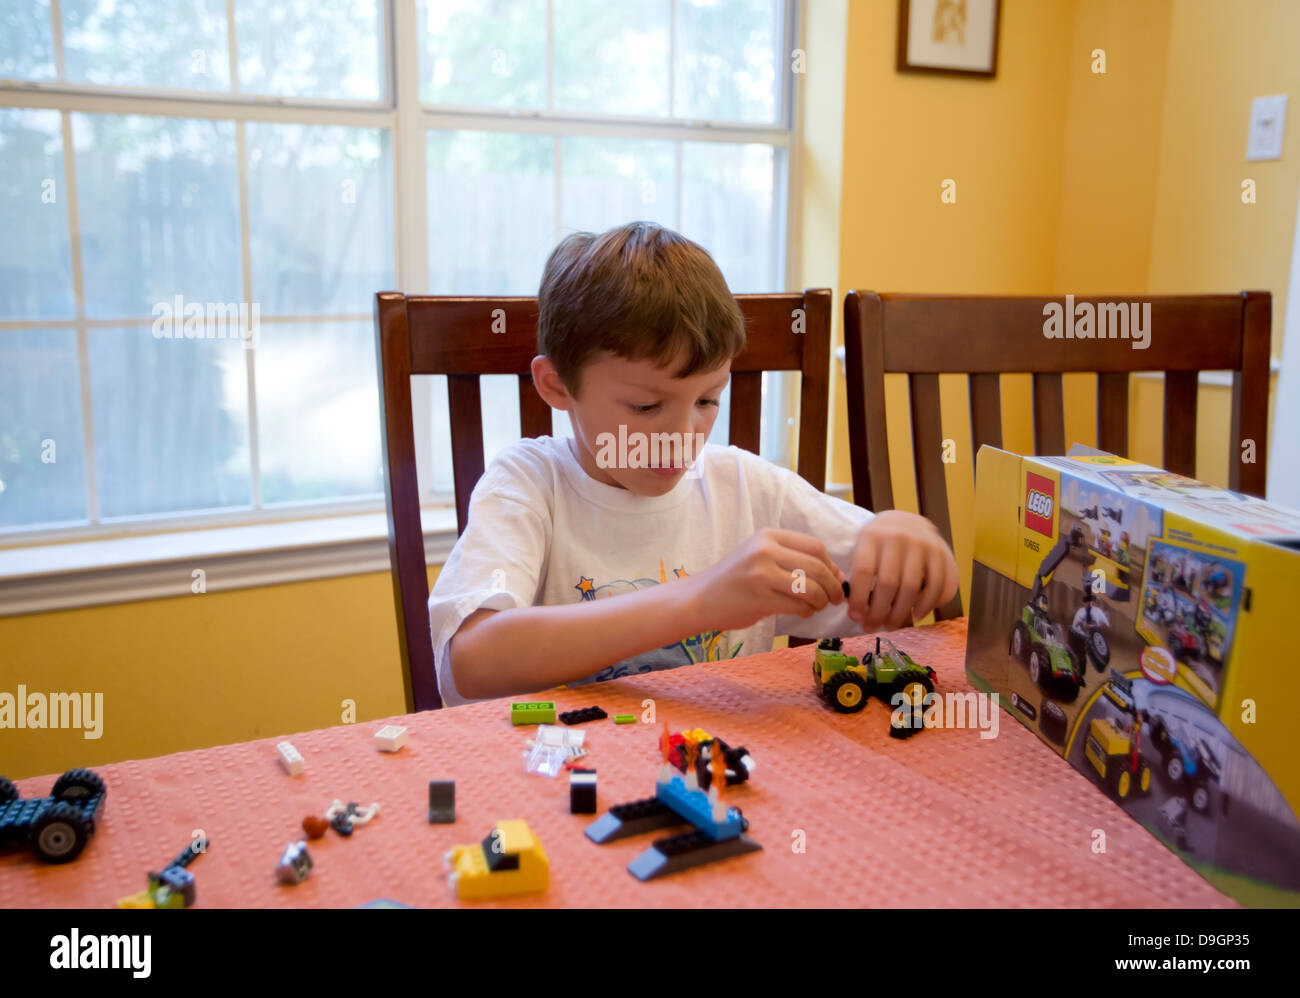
537, 221, 745, 394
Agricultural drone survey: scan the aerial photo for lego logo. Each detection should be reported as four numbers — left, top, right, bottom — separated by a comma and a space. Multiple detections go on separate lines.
1026, 490, 1053, 518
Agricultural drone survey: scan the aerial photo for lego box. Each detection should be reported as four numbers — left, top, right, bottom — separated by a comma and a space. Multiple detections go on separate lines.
964, 445, 1300, 906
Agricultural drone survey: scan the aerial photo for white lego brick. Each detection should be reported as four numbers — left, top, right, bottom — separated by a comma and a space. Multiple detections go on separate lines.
374, 724, 408, 752
277, 741, 304, 776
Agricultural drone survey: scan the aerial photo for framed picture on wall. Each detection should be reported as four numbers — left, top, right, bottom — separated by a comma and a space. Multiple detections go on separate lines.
897, 0, 1001, 77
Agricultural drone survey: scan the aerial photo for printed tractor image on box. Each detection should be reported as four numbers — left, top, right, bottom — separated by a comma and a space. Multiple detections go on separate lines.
965, 445, 1300, 906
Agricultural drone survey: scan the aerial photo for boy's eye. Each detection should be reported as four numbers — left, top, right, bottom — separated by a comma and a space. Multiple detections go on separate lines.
630, 403, 659, 414
699, 398, 720, 408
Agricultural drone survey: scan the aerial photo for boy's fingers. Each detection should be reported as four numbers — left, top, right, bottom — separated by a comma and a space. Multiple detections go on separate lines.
766, 529, 844, 598
865, 543, 901, 625
771, 547, 841, 610
889, 546, 926, 629
912, 547, 949, 621
848, 541, 878, 618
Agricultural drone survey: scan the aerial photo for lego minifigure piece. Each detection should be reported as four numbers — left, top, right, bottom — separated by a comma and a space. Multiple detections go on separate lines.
569, 768, 597, 814
350, 801, 380, 826
302, 815, 330, 839
511, 701, 557, 726
147, 864, 196, 908
276, 840, 314, 885
116, 889, 155, 909
613, 714, 636, 724
374, 724, 408, 752
842, 579, 851, 597
428, 781, 455, 824
446, 820, 549, 900
325, 799, 380, 835
559, 706, 608, 725
277, 741, 304, 775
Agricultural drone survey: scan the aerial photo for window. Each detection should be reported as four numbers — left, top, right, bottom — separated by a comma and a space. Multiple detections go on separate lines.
1, 0, 795, 538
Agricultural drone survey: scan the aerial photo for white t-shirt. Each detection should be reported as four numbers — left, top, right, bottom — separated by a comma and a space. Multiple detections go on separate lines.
427, 435, 874, 707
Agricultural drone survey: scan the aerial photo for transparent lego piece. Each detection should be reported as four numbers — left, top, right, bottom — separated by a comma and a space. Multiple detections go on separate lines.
523, 724, 586, 777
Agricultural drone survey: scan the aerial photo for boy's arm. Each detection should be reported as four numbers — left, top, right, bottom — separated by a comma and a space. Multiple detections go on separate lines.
450, 525, 849, 701
449, 580, 712, 701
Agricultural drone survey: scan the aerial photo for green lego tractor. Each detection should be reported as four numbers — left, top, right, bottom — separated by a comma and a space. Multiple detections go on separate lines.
812, 636, 936, 714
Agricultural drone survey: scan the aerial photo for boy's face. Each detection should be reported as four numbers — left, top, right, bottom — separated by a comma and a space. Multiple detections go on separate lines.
532, 350, 730, 496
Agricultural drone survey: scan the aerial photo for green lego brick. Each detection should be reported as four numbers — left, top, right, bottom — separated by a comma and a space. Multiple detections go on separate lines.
510, 701, 556, 725
613, 714, 637, 724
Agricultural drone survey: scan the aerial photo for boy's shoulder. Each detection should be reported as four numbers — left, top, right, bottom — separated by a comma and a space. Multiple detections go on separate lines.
474, 435, 569, 499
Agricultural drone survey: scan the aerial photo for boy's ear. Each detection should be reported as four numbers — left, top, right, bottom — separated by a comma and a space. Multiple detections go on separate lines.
530, 355, 573, 410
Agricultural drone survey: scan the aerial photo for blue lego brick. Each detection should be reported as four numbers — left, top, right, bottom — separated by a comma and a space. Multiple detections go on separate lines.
654, 775, 745, 842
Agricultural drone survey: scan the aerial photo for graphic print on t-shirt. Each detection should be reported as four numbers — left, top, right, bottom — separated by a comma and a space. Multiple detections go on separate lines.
573, 559, 744, 684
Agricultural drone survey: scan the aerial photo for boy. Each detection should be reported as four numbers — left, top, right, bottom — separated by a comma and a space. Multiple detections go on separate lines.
429, 222, 959, 706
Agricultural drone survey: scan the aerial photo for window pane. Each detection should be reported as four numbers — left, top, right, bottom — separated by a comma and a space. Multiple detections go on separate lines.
246, 123, 393, 314
675, 0, 781, 123
89, 327, 249, 517
418, 0, 544, 108
560, 137, 674, 236
1, 0, 56, 81
0, 108, 74, 319
680, 142, 779, 292
235, 0, 382, 101
61, 0, 231, 91
256, 321, 381, 503
0, 330, 87, 527
428, 130, 554, 294
73, 113, 240, 319
554, 0, 669, 117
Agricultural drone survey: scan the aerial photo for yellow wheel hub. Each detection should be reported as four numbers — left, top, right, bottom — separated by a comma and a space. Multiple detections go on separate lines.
837, 683, 863, 707
1117, 770, 1131, 798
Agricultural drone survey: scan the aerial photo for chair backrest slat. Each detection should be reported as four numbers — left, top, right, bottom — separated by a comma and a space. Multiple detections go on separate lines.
843, 290, 1272, 622
1162, 369, 1199, 477
878, 294, 1243, 372
909, 373, 964, 621
447, 375, 486, 533
729, 370, 763, 455
377, 289, 834, 710
519, 374, 552, 438
1096, 371, 1130, 456
968, 372, 1003, 455
1032, 372, 1066, 455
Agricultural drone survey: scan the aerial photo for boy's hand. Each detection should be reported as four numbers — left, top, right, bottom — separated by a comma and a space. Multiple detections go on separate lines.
846, 510, 959, 629
683, 527, 846, 632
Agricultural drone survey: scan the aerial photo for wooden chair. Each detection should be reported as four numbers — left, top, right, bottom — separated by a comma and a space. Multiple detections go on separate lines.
842, 291, 1272, 621
376, 289, 833, 711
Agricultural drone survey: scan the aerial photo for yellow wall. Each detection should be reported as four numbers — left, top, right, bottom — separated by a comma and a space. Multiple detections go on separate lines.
1, 570, 429, 779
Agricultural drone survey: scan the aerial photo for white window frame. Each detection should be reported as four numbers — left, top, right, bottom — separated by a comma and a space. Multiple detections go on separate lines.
0, 0, 802, 609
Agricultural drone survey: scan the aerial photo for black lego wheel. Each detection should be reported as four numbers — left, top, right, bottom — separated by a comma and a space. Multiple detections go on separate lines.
30, 802, 91, 863
51, 768, 105, 803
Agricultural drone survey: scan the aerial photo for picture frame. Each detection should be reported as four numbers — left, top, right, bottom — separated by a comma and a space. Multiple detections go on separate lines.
897, 0, 1001, 78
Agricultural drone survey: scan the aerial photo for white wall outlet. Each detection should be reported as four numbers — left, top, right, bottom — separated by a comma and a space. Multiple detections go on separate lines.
1247, 94, 1287, 161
